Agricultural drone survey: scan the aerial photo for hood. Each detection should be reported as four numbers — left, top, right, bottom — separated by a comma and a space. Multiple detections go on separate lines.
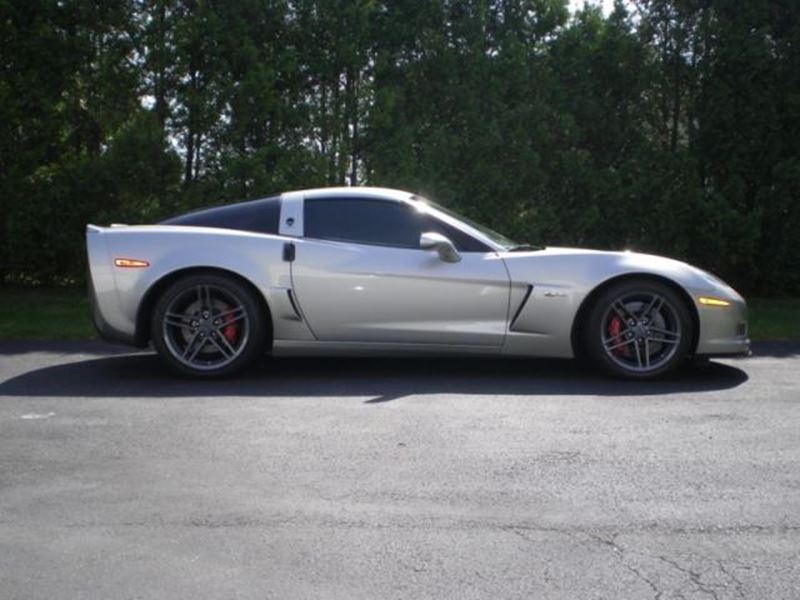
500, 245, 731, 296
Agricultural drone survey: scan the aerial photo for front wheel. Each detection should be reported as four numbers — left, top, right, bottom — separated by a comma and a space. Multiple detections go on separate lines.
583, 280, 694, 379
151, 273, 268, 378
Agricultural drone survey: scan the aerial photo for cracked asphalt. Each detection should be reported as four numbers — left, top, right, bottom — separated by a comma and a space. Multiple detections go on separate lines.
1, 341, 799, 599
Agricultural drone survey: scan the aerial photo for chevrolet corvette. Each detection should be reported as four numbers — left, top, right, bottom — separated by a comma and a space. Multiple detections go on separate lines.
86, 187, 749, 379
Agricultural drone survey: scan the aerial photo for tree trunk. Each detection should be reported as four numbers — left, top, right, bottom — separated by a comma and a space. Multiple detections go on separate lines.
347, 66, 359, 186
183, 65, 198, 188
670, 49, 681, 154
154, 0, 168, 132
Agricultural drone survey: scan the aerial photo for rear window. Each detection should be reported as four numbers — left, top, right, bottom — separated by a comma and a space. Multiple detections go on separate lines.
161, 196, 280, 235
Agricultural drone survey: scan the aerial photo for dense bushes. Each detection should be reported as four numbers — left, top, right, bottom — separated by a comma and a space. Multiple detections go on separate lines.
1, 0, 798, 293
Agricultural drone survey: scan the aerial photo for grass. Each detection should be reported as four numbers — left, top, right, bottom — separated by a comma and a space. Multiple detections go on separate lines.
0, 286, 94, 340
747, 298, 800, 341
0, 286, 798, 342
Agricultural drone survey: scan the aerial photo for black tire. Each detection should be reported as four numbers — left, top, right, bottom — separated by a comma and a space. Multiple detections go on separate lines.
583, 279, 693, 380
151, 272, 268, 378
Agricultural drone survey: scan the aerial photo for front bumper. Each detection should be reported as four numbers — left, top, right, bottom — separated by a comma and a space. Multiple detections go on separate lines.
694, 294, 750, 356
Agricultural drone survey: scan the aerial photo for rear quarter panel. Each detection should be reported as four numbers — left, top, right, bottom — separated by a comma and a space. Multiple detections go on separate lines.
90, 225, 311, 343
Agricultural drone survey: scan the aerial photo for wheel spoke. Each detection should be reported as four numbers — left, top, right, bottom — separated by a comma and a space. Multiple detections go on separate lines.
603, 328, 630, 347
605, 337, 636, 352
181, 332, 206, 362
216, 305, 246, 324
217, 332, 237, 356
649, 326, 679, 339
164, 312, 192, 328
643, 295, 664, 319
633, 340, 643, 368
212, 326, 239, 354
644, 339, 650, 368
648, 336, 680, 346
611, 301, 634, 322
208, 334, 235, 358
196, 285, 212, 310
188, 341, 207, 362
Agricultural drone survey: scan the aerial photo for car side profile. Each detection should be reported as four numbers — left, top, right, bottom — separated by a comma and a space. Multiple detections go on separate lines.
86, 187, 749, 379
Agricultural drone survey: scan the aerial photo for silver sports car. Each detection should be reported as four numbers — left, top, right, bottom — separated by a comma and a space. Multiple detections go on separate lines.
86, 187, 749, 379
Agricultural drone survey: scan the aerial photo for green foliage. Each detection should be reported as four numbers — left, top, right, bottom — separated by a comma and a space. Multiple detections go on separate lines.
0, 286, 93, 339
3, 111, 181, 283
1, 0, 798, 294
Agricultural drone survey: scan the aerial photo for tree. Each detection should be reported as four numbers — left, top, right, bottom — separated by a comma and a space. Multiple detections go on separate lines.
1, 0, 798, 293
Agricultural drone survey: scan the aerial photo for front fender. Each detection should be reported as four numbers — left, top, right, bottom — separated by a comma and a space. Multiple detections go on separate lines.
499, 248, 741, 357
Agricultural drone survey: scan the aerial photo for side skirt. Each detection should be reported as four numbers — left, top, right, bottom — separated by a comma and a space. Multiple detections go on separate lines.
271, 340, 504, 358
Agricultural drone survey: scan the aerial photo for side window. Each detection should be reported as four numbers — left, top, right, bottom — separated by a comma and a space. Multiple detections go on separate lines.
214, 198, 281, 234
304, 198, 424, 248
303, 197, 492, 252
421, 217, 492, 252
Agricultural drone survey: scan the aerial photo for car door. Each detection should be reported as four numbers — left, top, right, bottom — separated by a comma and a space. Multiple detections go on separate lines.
289, 196, 510, 346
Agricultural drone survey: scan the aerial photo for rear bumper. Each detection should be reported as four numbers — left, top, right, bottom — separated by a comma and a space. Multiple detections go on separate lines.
87, 275, 137, 346
86, 225, 139, 347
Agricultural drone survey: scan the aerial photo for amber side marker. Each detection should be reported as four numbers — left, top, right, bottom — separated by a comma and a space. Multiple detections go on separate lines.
698, 296, 731, 307
114, 258, 150, 268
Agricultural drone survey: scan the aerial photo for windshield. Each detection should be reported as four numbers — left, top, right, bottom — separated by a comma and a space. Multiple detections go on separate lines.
416, 197, 519, 250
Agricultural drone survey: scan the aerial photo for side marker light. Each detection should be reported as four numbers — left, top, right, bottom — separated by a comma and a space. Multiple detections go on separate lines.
698, 296, 731, 307
114, 258, 150, 268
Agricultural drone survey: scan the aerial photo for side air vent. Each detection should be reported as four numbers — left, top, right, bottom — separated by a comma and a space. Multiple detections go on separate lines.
510, 285, 533, 329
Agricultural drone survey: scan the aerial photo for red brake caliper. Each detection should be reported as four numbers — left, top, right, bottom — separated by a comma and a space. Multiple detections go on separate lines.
222, 306, 239, 344
608, 316, 629, 357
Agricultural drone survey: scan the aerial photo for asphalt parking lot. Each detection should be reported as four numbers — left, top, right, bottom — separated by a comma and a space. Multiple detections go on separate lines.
1, 341, 799, 599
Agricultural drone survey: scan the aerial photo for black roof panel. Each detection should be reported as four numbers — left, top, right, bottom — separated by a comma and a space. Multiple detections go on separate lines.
161, 196, 281, 235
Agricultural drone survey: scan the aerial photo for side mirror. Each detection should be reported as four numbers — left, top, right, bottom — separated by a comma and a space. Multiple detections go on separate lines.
420, 232, 461, 263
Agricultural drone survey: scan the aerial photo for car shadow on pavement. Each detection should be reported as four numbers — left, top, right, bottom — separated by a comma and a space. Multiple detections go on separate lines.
0, 350, 749, 402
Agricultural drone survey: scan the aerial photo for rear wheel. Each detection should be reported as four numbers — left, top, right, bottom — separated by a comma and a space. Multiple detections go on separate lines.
151, 273, 267, 378
584, 279, 693, 379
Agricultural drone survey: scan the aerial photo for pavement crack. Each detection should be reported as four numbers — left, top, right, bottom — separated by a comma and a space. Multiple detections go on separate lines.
508, 527, 665, 599
580, 531, 751, 600
584, 532, 663, 600
653, 555, 721, 600
716, 559, 746, 600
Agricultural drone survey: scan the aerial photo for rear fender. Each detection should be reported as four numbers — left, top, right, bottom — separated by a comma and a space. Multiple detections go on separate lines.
88, 226, 315, 346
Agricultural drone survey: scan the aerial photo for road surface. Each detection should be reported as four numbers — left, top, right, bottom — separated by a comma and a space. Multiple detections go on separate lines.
1, 341, 798, 599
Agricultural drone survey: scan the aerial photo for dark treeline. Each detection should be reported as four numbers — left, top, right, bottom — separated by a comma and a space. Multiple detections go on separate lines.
2, 0, 799, 293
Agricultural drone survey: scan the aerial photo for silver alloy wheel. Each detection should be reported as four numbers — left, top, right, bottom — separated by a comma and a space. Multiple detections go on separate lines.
162, 284, 250, 371
600, 292, 682, 373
